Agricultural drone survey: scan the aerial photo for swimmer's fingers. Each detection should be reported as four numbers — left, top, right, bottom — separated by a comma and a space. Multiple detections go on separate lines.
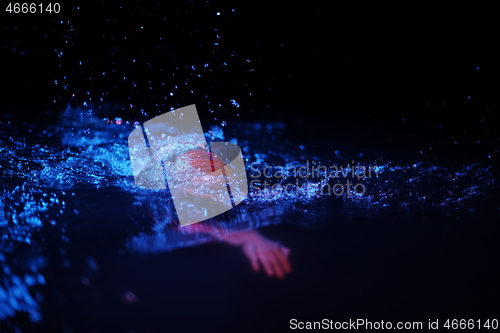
242, 243, 260, 272
274, 247, 292, 275
256, 251, 275, 277
256, 247, 288, 278
266, 247, 291, 278
280, 245, 291, 257
267, 250, 286, 278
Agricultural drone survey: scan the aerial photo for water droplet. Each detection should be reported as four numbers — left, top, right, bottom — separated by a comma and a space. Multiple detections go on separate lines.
37, 274, 45, 285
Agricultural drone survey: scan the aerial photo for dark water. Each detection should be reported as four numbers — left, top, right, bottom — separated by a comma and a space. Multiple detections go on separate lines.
2, 3, 500, 333
1, 102, 499, 332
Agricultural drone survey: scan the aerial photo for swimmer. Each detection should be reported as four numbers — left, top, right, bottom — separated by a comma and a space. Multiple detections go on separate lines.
147, 149, 292, 278
182, 222, 292, 279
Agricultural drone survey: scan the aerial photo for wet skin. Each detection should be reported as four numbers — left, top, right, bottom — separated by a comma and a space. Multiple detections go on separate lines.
181, 223, 292, 279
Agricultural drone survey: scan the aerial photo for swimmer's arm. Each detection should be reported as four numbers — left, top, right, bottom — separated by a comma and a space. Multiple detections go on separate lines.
181, 223, 291, 278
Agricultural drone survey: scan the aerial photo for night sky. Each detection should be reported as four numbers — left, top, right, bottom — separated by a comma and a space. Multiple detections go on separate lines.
2, 3, 497, 128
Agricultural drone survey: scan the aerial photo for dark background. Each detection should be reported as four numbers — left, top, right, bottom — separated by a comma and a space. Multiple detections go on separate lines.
2, 3, 498, 119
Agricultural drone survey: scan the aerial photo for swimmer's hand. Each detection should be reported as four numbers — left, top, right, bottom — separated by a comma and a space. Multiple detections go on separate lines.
224, 230, 292, 279
181, 224, 292, 278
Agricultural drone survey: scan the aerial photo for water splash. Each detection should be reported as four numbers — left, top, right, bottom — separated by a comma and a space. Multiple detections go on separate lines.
0, 183, 61, 322
35, 105, 497, 217
1, 105, 498, 323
